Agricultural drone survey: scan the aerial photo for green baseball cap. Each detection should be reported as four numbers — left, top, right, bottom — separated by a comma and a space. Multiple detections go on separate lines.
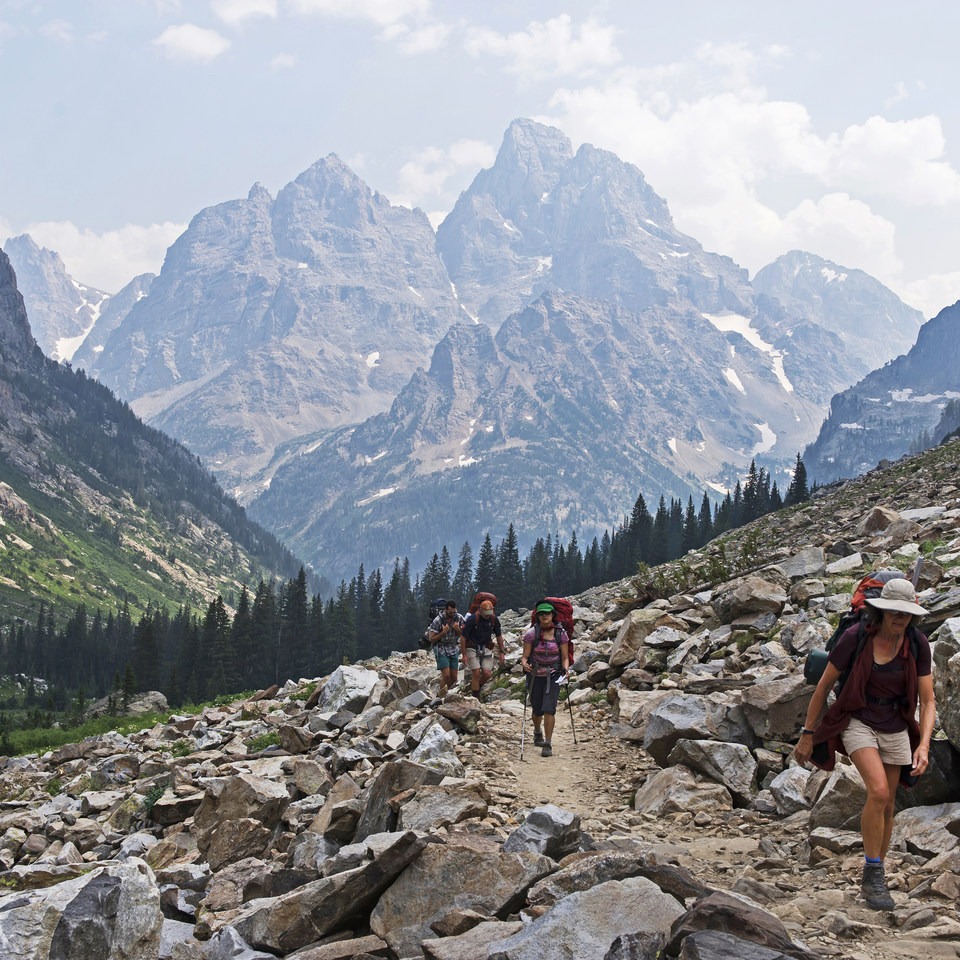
535, 602, 555, 614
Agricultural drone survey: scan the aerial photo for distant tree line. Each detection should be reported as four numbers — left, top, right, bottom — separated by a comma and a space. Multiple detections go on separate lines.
0, 456, 809, 723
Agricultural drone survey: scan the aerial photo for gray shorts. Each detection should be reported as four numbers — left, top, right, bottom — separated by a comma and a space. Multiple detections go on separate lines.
464, 647, 494, 672
841, 717, 913, 766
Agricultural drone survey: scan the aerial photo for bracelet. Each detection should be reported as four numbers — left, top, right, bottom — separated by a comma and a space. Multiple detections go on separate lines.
800, 727, 816, 736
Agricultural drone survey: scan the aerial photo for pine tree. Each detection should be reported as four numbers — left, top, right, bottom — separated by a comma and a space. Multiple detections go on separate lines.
786, 452, 809, 505
475, 534, 497, 592
697, 492, 713, 545
496, 524, 524, 609
451, 542, 474, 607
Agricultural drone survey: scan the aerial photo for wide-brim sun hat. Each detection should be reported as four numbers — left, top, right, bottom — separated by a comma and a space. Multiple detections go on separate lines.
865, 577, 928, 616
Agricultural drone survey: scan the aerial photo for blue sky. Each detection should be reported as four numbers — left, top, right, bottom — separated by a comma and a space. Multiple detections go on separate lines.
2, 0, 959, 319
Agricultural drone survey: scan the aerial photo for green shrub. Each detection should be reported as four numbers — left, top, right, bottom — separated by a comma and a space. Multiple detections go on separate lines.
142, 785, 166, 816
247, 731, 281, 753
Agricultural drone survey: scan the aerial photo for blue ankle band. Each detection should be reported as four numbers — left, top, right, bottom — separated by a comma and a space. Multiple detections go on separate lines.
865, 856, 882, 865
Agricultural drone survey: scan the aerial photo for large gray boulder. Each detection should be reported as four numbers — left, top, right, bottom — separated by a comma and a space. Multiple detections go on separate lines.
0, 858, 162, 960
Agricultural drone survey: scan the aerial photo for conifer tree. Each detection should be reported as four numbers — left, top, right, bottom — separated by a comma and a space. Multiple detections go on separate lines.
697, 492, 713, 544
475, 534, 497, 592
785, 452, 809, 505
496, 524, 524, 609
451, 542, 474, 607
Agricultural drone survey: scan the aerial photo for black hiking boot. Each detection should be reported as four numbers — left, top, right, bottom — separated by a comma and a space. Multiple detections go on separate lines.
541, 741, 552, 757
533, 730, 544, 746
861, 863, 895, 910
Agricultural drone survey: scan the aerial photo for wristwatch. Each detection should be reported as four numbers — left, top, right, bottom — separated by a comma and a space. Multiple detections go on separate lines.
800, 727, 816, 736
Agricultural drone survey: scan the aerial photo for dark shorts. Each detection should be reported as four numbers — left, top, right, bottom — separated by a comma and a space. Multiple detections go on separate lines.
529, 672, 560, 716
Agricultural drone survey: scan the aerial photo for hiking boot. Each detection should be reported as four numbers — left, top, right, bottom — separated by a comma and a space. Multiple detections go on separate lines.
541, 741, 552, 757
861, 863, 895, 910
533, 730, 544, 746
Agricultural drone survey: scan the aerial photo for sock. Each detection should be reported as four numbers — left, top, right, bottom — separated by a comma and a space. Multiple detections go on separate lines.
865, 856, 882, 866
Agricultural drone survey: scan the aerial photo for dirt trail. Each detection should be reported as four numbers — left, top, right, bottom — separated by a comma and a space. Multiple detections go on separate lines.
452, 692, 960, 960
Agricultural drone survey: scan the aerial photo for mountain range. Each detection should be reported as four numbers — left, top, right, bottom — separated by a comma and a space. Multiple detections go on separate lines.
5, 119, 936, 584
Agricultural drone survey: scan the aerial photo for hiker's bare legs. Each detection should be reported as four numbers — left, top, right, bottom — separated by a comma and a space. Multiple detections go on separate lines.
849, 747, 901, 858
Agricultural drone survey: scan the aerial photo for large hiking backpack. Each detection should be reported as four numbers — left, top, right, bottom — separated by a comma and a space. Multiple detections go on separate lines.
803, 571, 911, 688
529, 597, 576, 663
419, 597, 449, 650
468, 591, 497, 615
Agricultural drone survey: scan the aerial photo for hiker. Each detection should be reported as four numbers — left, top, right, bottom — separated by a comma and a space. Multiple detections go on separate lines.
520, 601, 570, 757
461, 597, 505, 697
793, 576, 935, 911
427, 599, 465, 697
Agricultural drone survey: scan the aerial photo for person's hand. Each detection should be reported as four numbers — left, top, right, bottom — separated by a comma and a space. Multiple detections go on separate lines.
521, 658, 531, 673
911, 744, 930, 775
793, 732, 813, 766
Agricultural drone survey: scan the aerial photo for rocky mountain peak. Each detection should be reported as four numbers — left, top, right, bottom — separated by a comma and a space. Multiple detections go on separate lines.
753, 249, 924, 373
2, 234, 108, 362
247, 181, 273, 203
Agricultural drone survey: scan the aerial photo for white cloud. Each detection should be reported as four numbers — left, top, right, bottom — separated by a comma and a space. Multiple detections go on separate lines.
464, 15, 619, 81
778, 193, 901, 279
381, 21, 450, 54
39, 18, 73, 42
901, 272, 960, 320
212, 0, 277, 25
392, 139, 496, 211
826, 114, 960, 204
154, 24, 230, 63
287, 0, 430, 27
5, 221, 186, 294
270, 52, 298, 70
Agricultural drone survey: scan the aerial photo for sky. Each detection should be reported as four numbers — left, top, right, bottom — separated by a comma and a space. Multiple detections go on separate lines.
2, 1, 960, 321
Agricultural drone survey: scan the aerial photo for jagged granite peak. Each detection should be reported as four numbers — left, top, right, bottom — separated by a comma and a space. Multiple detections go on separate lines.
753, 250, 924, 374
70, 272, 155, 373
804, 299, 960, 482
84, 155, 464, 492
249, 290, 828, 583
436, 118, 752, 325
2, 234, 109, 362
0, 249, 41, 370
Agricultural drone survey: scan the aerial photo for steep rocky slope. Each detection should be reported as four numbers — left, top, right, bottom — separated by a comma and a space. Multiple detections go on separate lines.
3, 438, 960, 959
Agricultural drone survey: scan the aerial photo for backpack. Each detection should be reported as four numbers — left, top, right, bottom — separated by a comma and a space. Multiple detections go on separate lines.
803, 571, 911, 688
468, 591, 497, 615
419, 597, 449, 650
529, 597, 576, 663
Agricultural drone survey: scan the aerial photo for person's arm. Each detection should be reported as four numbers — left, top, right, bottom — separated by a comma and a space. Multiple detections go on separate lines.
560, 635, 570, 673
427, 618, 443, 643
913, 673, 936, 775
793, 660, 841, 764
520, 633, 533, 673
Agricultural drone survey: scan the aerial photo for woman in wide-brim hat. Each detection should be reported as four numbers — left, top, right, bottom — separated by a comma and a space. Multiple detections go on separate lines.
794, 575, 936, 911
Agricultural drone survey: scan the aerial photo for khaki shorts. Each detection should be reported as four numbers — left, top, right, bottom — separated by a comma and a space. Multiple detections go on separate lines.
464, 647, 494, 672
841, 717, 913, 766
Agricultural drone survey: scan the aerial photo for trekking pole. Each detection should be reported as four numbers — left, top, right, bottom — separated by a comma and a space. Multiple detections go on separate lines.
557, 671, 577, 745
520, 676, 529, 761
